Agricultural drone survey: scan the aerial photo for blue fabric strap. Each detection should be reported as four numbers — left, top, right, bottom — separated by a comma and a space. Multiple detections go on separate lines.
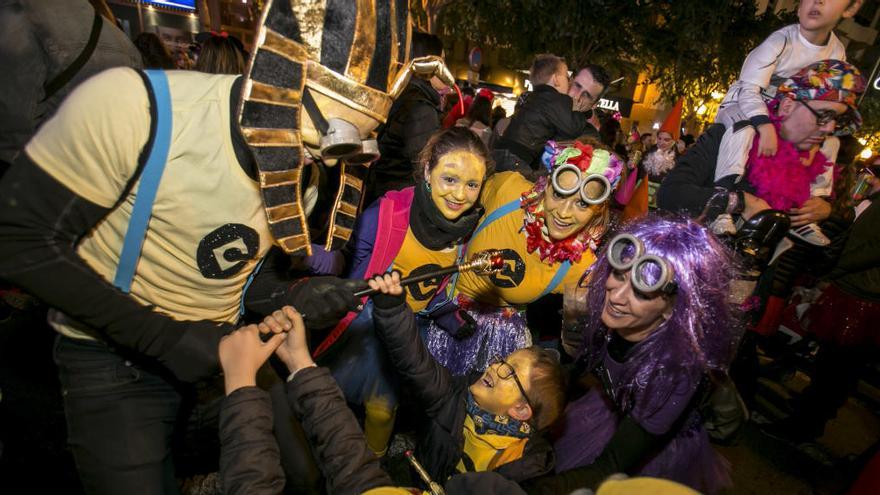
471, 198, 520, 239
442, 199, 520, 302
239, 257, 266, 316
539, 260, 572, 298
113, 70, 173, 293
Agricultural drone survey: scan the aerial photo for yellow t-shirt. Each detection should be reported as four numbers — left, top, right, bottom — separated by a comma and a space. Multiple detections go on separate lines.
26, 68, 272, 339
391, 227, 459, 312
455, 172, 596, 307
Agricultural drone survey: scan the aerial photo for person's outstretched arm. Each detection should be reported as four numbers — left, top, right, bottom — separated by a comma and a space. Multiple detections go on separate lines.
369, 272, 456, 418
219, 309, 394, 495
272, 308, 395, 495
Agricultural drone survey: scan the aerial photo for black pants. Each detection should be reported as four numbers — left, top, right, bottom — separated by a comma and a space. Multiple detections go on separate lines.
53, 335, 221, 495
787, 344, 870, 441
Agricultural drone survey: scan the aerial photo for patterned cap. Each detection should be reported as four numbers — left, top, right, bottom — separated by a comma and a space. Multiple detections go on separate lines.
775, 59, 866, 135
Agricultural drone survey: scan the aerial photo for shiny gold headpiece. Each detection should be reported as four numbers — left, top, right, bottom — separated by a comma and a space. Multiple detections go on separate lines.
239, 0, 449, 255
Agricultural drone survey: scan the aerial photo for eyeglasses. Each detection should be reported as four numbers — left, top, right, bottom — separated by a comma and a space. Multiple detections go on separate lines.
796, 99, 849, 133
490, 354, 533, 411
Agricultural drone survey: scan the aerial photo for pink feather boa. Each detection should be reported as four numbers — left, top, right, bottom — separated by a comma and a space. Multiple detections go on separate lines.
744, 110, 829, 211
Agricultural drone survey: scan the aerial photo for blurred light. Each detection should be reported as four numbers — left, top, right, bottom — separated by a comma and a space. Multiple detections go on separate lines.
860, 148, 873, 160
652, 122, 660, 130
696, 104, 707, 115
711, 91, 724, 100
858, 137, 868, 145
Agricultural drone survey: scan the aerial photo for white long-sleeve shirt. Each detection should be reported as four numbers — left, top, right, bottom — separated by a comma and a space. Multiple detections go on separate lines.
716, 24, 846, 126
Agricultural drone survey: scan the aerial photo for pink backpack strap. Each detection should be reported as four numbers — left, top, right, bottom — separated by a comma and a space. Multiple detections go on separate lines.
313, 188, 414, 358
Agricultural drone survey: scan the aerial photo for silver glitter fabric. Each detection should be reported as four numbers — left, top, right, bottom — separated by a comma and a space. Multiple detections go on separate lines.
421, 301, 532, 376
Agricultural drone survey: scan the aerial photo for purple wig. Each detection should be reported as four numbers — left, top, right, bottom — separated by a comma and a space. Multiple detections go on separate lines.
578, 216, 742, 411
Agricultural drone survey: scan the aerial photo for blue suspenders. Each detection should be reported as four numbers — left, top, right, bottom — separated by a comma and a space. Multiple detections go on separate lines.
444, 198, 572, 300
113, 70, 172, 293
111, 70, 260, 318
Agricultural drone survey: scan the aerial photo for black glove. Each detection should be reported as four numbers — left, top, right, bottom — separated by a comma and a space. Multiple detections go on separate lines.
157, 321, 234, 382
286, 277, 368, 329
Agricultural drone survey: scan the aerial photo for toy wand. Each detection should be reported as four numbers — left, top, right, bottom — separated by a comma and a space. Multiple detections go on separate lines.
353, 249, 505, 298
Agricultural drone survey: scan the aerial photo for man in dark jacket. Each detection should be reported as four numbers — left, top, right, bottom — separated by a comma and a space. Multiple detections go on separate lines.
217, 306, 527, 495
656, 60, 864, 225
367, 32, 445, 204
493, 54, 600, 178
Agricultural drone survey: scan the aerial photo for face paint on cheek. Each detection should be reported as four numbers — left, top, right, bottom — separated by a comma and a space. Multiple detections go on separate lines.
427, 150, 486, 220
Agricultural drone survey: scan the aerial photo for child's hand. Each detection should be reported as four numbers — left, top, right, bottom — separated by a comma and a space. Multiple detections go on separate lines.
273, 306, 315, 375
368, 271, 404, 296
219, 323, 287, 395
757, 124, 778, 157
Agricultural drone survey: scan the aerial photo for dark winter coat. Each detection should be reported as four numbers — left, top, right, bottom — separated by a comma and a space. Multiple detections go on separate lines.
371, 293, 556, 485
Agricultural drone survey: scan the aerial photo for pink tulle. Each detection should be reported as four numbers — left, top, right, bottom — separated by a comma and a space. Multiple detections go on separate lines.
745, 114, 829, 211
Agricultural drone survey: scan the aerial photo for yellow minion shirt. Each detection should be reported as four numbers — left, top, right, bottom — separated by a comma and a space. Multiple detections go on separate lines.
25, 68, 272, 339
391, 228, 458, 312
455, 172, 596, 306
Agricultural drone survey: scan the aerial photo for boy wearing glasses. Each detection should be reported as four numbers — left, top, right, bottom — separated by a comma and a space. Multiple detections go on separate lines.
366, 271, 566, 484
713, 0, 863, 245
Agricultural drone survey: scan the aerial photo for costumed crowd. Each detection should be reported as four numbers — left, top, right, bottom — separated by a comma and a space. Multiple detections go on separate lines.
1, 0, 879, 494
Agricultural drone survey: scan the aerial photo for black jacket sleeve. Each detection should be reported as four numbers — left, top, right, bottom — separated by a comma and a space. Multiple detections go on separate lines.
219, 387, 286, 495
831, 201, 880, 275
371, 293, 455, 418
0, 155, 230, 382
522, 416, 663, 494
547, 93, 590, 140
286, 367, 394, 495
656, 124, 726, 217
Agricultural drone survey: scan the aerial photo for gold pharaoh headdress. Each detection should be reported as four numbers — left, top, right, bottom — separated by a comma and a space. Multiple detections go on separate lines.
239, 0, 452, 255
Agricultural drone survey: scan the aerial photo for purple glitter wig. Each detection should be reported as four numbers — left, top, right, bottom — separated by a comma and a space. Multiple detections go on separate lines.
578, 215, 742, 409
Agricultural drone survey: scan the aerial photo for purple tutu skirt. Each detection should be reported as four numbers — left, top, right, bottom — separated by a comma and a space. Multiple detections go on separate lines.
422, 301, 532, 376
554, 388, 732, 494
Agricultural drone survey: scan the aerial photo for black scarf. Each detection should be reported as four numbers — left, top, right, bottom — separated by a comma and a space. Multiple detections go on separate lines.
410, 180, 483, 250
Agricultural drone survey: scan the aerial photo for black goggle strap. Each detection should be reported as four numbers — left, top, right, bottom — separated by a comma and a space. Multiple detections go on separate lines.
301, 87, 329, 135
551, 164, 611, 205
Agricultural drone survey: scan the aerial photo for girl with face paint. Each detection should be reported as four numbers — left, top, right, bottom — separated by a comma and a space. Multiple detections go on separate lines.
540, 217, 740, 494
313, 127, 492, 457
422, 139, 623, 377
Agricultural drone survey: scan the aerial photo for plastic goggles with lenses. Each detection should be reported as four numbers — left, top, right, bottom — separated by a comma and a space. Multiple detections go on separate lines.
551, 163, 612, 205
607, 233, 678, 295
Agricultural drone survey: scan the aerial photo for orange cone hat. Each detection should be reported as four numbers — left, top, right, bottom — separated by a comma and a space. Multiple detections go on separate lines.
659, 99, 683, 140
